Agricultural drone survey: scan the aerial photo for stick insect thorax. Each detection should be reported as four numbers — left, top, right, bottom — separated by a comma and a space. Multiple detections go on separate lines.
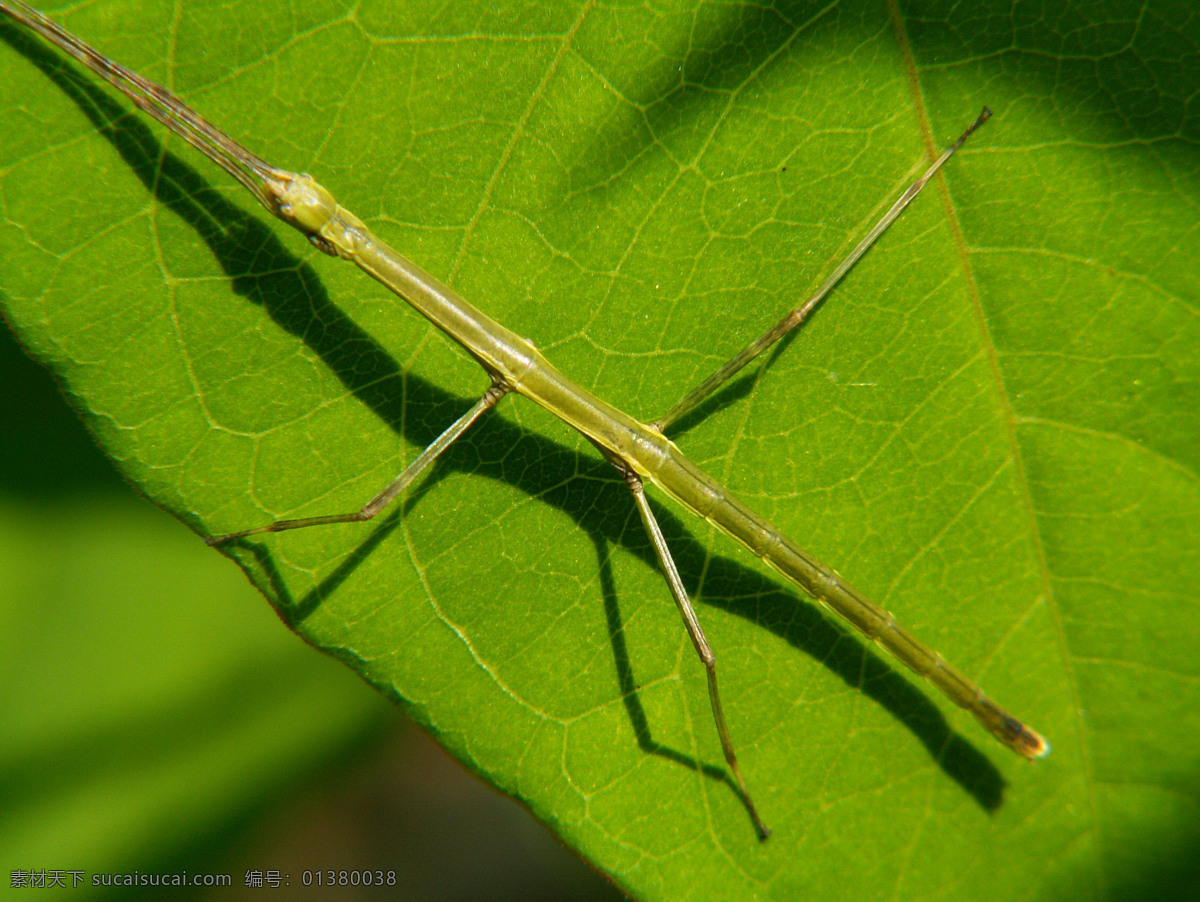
3, 0, 1049, 842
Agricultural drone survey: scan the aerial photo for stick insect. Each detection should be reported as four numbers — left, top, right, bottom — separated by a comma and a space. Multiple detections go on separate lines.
2, 0, 1049, 839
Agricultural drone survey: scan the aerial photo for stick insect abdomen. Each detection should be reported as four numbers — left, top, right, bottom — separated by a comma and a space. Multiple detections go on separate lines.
648, 440, 1049, 759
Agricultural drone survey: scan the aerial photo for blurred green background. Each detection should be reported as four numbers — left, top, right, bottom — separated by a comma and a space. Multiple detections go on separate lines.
4, 0, 1199, 897
0, 320, 623, 899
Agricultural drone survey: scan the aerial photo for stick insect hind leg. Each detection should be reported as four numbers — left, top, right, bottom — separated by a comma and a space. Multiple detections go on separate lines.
652, 108, 993, 434
598, 110, 997, 839
593, 443, 772, 840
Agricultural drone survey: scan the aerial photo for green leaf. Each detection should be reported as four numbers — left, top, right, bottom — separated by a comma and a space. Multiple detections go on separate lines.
3, 1, 1197, 899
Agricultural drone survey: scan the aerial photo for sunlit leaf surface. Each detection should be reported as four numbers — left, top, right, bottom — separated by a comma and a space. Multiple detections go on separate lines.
2, 1, 1197, 898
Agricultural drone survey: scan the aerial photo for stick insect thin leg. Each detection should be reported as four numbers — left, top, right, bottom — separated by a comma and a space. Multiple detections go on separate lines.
610, 457, 770, 840
652, 108, 992, 433
207, 379, 510, 544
